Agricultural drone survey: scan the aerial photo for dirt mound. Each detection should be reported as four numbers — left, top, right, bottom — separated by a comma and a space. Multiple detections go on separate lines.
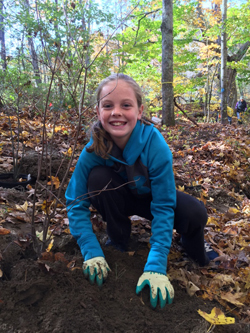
0, 233, 248, 333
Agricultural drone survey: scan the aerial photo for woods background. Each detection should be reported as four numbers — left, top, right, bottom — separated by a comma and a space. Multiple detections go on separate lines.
0, 0, 249, 123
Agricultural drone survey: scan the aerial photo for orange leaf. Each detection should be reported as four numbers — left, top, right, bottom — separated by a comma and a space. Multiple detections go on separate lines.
40, 252, 55, 262
48, 176, 60, 189
54, 252, 69, 264
0, 228, 10, 235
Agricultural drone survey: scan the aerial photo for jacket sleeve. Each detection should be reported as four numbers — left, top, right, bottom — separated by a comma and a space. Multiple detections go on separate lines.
143, 130, 176, 275
65, 146, 105, 261
235, 102, 238, 109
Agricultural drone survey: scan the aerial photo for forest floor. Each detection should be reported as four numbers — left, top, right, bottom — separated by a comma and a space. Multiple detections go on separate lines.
0, 109, 250, 333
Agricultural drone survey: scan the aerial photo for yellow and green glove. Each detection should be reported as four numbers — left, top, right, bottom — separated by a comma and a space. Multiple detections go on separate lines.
136, 271, 174, 308
83, 256, 110, 287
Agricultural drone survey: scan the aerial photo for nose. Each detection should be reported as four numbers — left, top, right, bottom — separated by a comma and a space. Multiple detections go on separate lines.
111, 108, 122, 116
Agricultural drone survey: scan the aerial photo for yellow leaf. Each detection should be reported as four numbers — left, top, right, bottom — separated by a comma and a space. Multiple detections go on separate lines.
178, 185, 185, 192
207, 216, 220, 226
198, 307, 235, 325
21, 131, 30, 138
36, 229, 53, 241
46, 238, 54, 252
228, 207, 240, 214
63, 147, 73, 157
233, 160, 240, 167
15, 201, 28, 212
41, 200, 54, 213
55, 126, 62, 132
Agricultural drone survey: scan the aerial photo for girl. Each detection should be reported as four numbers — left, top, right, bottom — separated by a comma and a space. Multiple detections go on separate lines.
66, 74, 214, 309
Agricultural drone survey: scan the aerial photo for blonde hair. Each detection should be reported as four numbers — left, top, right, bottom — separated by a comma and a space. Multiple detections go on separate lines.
86, 74, 149, 158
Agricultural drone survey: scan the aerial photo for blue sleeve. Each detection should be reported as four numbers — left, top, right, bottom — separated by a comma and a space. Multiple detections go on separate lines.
143, 130, 176, 275
235, 102, 238, 109
65, 146, 105, 260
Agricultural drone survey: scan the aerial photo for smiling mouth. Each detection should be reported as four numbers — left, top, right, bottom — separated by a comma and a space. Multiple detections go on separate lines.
110, 122, 126, 126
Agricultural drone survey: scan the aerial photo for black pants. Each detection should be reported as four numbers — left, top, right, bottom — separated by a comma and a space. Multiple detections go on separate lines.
88, 166, 209, 266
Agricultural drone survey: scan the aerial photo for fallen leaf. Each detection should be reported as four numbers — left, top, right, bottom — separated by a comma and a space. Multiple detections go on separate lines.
46, 238, 54, 252
15, 201, 28, 212
220, 292, 245, 306
0, 228, 10, 235
178, 185, 185, 192
40, 252, 55, 262
228, 207, 240, 214
48, 176, 60, 189
198, 307, 235, 325
8, 212, 30, 223
54, 252, 69, 264
36, 229, 53, 241
186, 281, 200, 296
67, 260, 76, 269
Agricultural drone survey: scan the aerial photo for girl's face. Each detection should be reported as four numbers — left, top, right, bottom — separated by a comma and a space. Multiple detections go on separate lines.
97, 79, 143, 150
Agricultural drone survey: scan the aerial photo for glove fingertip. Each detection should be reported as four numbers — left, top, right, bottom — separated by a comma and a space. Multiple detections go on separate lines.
83, 266, 89, 278
159, 296, 167, 309
150, 295, 158, 309
135, 285, 142, 295
166, 289, 174, 304
96, 275, 103, 287
89, 268, 97, 284
167, 294, 174, 304
136, 279, 147, 295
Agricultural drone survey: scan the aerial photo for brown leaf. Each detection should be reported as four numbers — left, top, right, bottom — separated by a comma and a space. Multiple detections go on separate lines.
0, 228, 10, 235
54, 252, 69, 264
220, 292, 245, 307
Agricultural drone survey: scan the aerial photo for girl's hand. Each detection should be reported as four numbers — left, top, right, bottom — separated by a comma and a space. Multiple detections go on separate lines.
82, 257, 110, 286
136, 272, 174, 308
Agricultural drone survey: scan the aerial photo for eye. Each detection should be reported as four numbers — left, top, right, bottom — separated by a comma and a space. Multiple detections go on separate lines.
123, 103, 131, 108
103, 103, 112, 109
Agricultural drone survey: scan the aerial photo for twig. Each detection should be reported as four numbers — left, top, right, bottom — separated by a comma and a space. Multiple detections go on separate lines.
174, 97, 199, 126
36, 181, 66, 207
66, 178, 139, 212
133, 9, 161, 47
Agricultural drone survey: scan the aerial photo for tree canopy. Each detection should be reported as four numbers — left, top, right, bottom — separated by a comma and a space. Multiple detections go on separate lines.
0, 0, 249, 119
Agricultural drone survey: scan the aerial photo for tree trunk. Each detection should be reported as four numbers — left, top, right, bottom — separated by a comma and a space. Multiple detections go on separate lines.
196, 3, 250, 113
27, 37, 42, 86
227, 41, 250, 105
25, 0, 42, 86
0, 0, 6, 70
220, 0, 227, 124
161, 0, 174, 126
227, 67, 237, 108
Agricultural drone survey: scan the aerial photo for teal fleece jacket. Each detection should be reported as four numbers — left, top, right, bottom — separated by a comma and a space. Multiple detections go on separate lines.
65, 120, 176, 275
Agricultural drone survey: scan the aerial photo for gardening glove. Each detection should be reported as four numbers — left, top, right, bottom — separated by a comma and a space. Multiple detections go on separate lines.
136, 272, 174, 309
82, 256, 110, 287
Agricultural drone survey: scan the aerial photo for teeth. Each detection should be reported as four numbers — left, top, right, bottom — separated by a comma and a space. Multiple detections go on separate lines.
111, 122, 125, 126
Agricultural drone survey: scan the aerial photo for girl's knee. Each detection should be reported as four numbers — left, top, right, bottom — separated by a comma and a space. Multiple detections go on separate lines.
88, 166, 113, 191
175, 191, 208, 232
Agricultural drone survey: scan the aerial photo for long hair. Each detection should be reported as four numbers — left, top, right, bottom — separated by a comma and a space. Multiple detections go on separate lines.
86, 74, 149, 158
